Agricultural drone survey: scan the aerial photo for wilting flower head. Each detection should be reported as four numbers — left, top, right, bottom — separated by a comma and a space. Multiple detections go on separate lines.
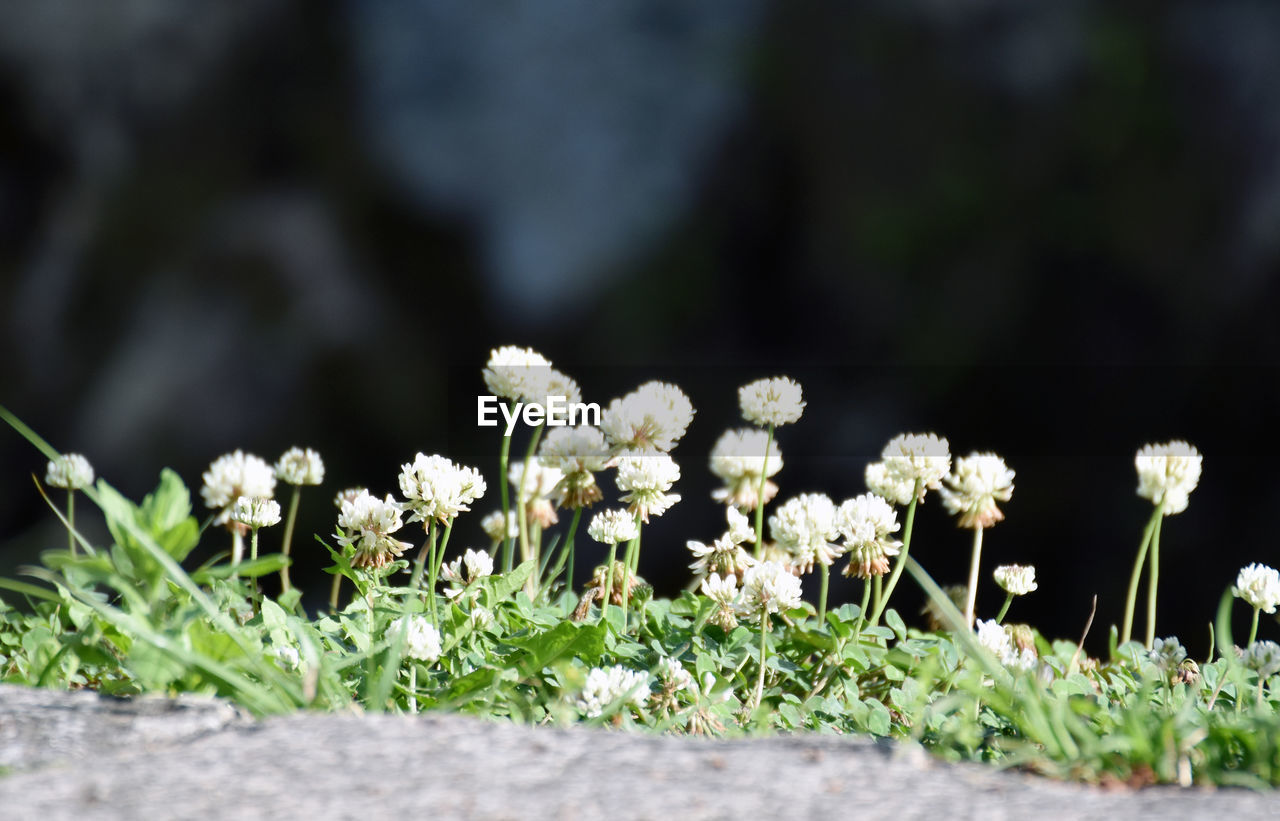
1135, 441, 1201, 516
864, 461, 914, 507
45, 453, 95, 491
737, 560, 803, 622
941, 452, 1014, 529
391, 615, 442, 663
337, 491, 411, 569
231, 496, 282, 529
880, 433, 951, 501
700, 572, 740, 630
399, 453, 487, 525
274, 447, 325, 486
615, 452, 681, 523
837, 493, 902, 579
481, 510, 519, 543
601, 381, 694, 454
1148, 637, 1187, 673
1245, 641, 1280, 677
539, 425, 610, 509
769, 493, 841, 574
202, 451, 277, 524
576, 665, 649, 718
1233, 563, 1280, 614
442, 548, 495, 599
483, 345, 552, 402
688, 507, 757, 580
975, 619, 1036, 671
993, 564, 1038, 596
588, 508, 640, 545
738, 377, 805, 428
709, 428, 782, 510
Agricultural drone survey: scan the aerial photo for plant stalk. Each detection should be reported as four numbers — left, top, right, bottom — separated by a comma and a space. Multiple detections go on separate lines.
753, 423, 775, 556
1144, 509, 1165, 649
279, 486, 302, 593
963, 526, 985, 629
869, 479, 920, 627
1121, 502, 1163, 646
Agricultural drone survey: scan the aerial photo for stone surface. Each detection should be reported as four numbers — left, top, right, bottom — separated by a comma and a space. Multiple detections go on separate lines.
1, 684, 1279, 819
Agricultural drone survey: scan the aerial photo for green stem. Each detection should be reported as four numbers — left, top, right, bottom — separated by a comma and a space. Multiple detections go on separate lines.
329, 572, 342, 612
963, 526, 984, 629
754, 613, 770, 709
854, 579, 872, 641
408, 665, 417, 715
869, 479, 920, 627
1121, 502, 1163, 646
1144, 510, 1165, 650
279, 486, 302, 593
517, 424, 545, 597
67, 490, 76, 556
429, 520, 454, 625
995, 592, 1013, 625
231, 529, 244, 580
818, 562, 830, 626
1249, 607, 1261, 647
498, 401, 515, 573
753, 423, 775, 557
250, 528, 261, 611
410, 520, 437, 593
600, 541, 619, 625
551, 507, 583, 596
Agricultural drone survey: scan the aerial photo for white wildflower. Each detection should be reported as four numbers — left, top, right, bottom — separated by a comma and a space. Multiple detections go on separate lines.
334, 487, 366, 509
539, 425, 610, 509
709, 428, 782, 510
864, 461, 914, 506
615, 452, 681, 522
737, 561, 803, 622
1233, 563, 1280, 614
274, 447, 325, 486
441, 548, 494, 599
391, 615, 442, 663
1245, 641, 1280, 677
483, 345, 551, 402
600, 381, 695, 453
399, 453, 487, 524
1148, 637, 1186, 672
974, 619, 1035, 671
272, 645, 300, 671
231, 496, 282, 529
1135, 441, 1201, 516
837, 493, 902, 579
880, 433, 951, 501
688, 507, 758, 580
45, 453, 94, 490
993, 565, 1038, 596
480, 510, 519, 543
655, 657, 694, 694
576, 665, 649, 718
588, 508, 640, 545
738, 377, 805, 427
769, 493, 841, 574
941, 452, 1014, 529
508, 456, 564, 529
337, 491, 411, 568
201, 451, 276, 524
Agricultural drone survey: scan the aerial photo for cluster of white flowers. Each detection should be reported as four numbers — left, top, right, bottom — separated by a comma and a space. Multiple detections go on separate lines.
941, 452, 1015, 529
601, 381, 694, 454
738, 377, 805, 428
482, 346, 571, 404
975, 619, 1036, 671
231, 496, 282, 529
864, 461, 914, 507
399, 453, 487, 525
587, 508, 640, 545
480, 509, 519, 543
654, 656, 694, 694
274, 447, 325, 486
836, 493, 902, 579
769, 493, 840, 574
700, 572, 740, 630
688, 506, 757, 581
614, 453, 681, 522
993, 564, 1038, 596
1233, 563, 1280, 614
708, 428, 783, 510
575, 665, 649, 718
45, 453, 95, 490
272, 644, 301, 671
1135, 440, 1201, 516
1148, 637, 1187, 672
337, 490, 411, 568
1245, 641, 1280, 677
334, 487, 366, 509
202, 451, 277, 524
392, 615, 442, 663
868, 433, 951, 505
737, 560, 803, 622
441, 548, 495, 599
539, 425, 611, 509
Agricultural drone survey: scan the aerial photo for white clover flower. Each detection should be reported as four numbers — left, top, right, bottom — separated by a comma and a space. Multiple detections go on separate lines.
738, 376, 805, 428
1233, 563, 1280, 614
201, 451, 277, 524
941, 452, 1015, 529
508, 456, 564, 504
1148, 637, 1187, 672
769, 493, 841, 574
399, 453, 487, 525
737, 560, 803, 622
527, 367, 582, 407
1135, 441, 1201, 516
1246, 641, 1280, 677
836, 493, 902, 579
880, 433, 951, 501
45, 453, 94, 490
864, 461, 915, 506
615, 452, 681, 522
688, 508, 757, 580
469, 605, 497, 633
575, 665, 649, 718
600, 381, 695, 453
973, 619, 1034, 670
391, 615, 442, 663
274, 447, 325, 486
273, 645, 301, 671
993, 564, 1038, 597
709, 428, 782, 510
441, 548, 494, 599
588, 508, 640, 545
538, 425, 610, 509
337, 491, 411, 568
231, 496, 282, 529
700, 572, 739, 606
483, 345, 552, 402
725, 506, 755, 545
655, 657, 693, 694
334, 487, 366, 509
480, 510, 519, 543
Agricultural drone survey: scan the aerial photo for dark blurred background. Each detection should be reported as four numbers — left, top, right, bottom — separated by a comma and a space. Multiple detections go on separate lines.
3, 1, 1279, 656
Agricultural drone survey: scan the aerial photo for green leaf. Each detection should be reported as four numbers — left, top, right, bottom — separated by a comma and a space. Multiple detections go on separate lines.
885, 609, 907, 642
490, 560, 536, 603
510, 621, 606, 677
192, 554, 289, 583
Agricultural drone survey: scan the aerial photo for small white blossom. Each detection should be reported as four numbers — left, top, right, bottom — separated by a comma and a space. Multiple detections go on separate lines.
45, 453, 94, 490
231, 496, 282, 529
1135, 441, 1201, 516
483, 345, 552, 402
508, 456, 564, 505
615, 453, 681, 522
273, 645, 300, 671
880, 433, 951, 501
588, 508, 640, 545
864, 461, 915, 506
600, 381, 695, 453
334, 487, 366, 509
1245, 641, 1280, 677
480, 510, 519, 543
709, 428, 782, 510
337, 491, 411, 568
974, 619, 1036, 671
539, 425, 610, 509
737, 560, 803, 622
769, 493, 841, 574
837, 493, 902, 579
576, 665, 649, 718
392, 615, 442, 663
993, 565, 1038, 597
1148, 637, 1186, 672
274, 447, 325, 486
655, 657, 694, 694
941, 452, 1014, 529
738, 377, 805, 427
688, 508, 757, 580
201, 451, 276, 524
441, 548, 494, 598
1233, 563, 1280, 614
469, 606, 497, 632
725, 506, 755, 545
399, 453, 487, 524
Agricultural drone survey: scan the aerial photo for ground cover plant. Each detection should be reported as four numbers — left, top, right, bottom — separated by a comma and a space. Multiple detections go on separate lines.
3, 347, 1280, 789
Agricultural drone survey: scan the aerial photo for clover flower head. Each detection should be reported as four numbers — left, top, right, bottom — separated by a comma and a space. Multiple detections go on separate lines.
880, 433, 951, 500
769, 493, 841, 574
1246, 640, 1280, 678
737, 560, 803, 622
469, 605, 496, 633
337, 491, 411, 568
481, 510, 519, 543
273, 645, 300, 671
864, 461, 915, 507
993, 564, 1038, 596
334, 487, 366, 509
391, 615, 442, 663
738, 376, 805, 428
941, 452, 1014, 529
588, 508, 640, 545
709, 428, 782, 510
1135, 441, 1201, 516
1148, 637, 1187, 672
202, 450, 276, 524
1233, 563, 1280, 614
700, 572, 741, 630
231, 496, 282, 529
975, 619, 1036, 670
508, 456, 564, 504
399, 453, 487, 524
837, 493, 902, 579
483, 345, 552, 402
45, 453, 94, 490
725, 506, 755, 545
441, 548, 495, 598
601, 381, 694, 454
575, 665, 649, 718
615, 452, 681, 523
655, 657, 693, 693
274, 447, 325, 486
539, 425, 610, 509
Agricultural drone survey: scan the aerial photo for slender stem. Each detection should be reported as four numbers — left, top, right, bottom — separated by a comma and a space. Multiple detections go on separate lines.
753, 424, 775, 557
869, 479, 921, 627
517, 424, 545, 597
1249, 607, 1261, 647
963, 526, 984, 629
329, 572, 342, 612
600, 541, 618, 625
562, 507, 584, 595
408, 666, 417, 714
873, 574, 883, 618
250, 528, 262, 611
1121, 503, 1163, 646
854, 579, 872, 641
429, 521, 454, 625
754, 613, 770, 709
995, 593, 1013, 625
629, 515, 643, 573
1144, 510, 1165, 649
498, 401, 515, 573
279, 486, 302, 593
818, 562, 830, 626
231, 529, 244, 579
66, 490, 76, 556
410, 520, 437, 593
